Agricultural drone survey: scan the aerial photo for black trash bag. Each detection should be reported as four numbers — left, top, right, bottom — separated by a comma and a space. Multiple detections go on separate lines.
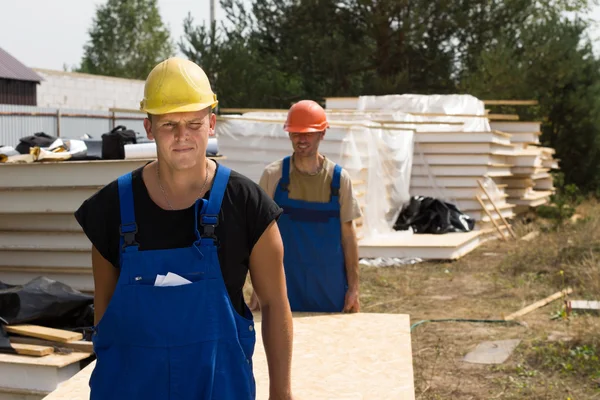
394, 196, 476, 234
15, 132, 57, 154
0, 277, 94, 331
102, 125, 137, 159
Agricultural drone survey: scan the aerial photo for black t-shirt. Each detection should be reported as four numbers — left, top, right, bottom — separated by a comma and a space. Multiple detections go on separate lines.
74, 162, 283, 316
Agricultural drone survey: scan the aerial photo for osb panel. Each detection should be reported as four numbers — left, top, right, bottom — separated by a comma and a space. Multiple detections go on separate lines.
43, 313, 414, 400
254, 313, 415, 399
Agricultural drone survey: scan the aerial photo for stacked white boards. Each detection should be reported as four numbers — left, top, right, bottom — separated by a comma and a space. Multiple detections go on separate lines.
490, 121, 559, 213
325, 95, 520, 231
0, 158, 223, 293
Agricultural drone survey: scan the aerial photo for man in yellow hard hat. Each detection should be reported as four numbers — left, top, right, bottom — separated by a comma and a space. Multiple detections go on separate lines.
249, 100, 362, 313
75, 57, 294, 399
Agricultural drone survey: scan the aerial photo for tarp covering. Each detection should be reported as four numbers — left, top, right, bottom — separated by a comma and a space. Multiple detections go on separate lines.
393, 196, 476, 234
0, 277, 93, 329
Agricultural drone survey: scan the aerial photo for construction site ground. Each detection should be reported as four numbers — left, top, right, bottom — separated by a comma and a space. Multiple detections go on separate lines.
359, 200, 600, 399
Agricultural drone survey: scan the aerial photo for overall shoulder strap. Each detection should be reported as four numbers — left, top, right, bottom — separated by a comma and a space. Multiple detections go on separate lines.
200, 163, 230, 241
117, 173, 138, 252
330, 164, 342, 202
279, 156, 291, 191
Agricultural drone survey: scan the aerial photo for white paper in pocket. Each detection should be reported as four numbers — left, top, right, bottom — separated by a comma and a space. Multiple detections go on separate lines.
154, 272, 192, 287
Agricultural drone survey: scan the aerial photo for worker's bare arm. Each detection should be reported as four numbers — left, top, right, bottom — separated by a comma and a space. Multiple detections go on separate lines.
91, 246, 119, 325
341, 220, 360, 312
249, 220, 294, 399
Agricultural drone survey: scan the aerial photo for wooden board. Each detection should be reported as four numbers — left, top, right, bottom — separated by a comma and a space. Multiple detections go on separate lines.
359, 230, 489, 260
7, 344, 54, 357
412, 153, 509, 166
0, 157, 223, 189
42, 313, 415, 400
9, 337, 93, 354
0, 351, 90, 368
0, 251, 91, 268
0, 188, 99, 214
506, 132, 541, 144
409, 186, 507, 199
0, 214, 82, 233
489, 121, 542, 132
411, 175, 511, 188
414, 142, 516, 155
414, 132, 511, 146
0, 232, 90, 252
411, 164, 512, 177
4, 326, 83, 343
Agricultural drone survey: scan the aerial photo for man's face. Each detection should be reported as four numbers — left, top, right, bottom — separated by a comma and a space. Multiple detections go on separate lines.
144, 108, 216, 171
289, 131, 324, 158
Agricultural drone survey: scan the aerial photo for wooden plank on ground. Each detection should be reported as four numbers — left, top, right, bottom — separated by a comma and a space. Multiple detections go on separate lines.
505, 288, 573, 320
5, 325, 83, 343
8, 343, 54, 357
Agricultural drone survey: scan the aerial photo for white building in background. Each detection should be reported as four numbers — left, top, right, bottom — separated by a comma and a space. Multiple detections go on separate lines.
33, 68, 145, 111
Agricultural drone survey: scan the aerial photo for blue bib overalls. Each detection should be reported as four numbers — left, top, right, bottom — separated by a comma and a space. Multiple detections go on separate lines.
89, 164, 257, 399
274, 156, 348, 312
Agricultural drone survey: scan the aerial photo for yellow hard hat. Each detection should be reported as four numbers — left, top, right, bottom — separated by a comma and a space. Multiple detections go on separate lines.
140, 57, 218, 115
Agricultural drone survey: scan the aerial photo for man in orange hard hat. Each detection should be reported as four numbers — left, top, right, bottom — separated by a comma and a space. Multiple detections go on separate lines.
75, 57, 294, 399
250, 100, 362, 313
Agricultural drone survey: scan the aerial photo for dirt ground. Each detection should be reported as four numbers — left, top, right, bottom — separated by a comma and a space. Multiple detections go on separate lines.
360, 201, 600, 399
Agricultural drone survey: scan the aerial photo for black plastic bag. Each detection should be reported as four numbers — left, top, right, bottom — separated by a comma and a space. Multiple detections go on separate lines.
101, 125, 137, 159
0, 277, 94, 330
394, 196, 476, 234
15, 132, 56, 154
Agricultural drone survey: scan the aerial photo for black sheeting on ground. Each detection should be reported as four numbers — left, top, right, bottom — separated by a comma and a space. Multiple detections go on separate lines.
0, 277, 94, 350
394, 196, 476, 234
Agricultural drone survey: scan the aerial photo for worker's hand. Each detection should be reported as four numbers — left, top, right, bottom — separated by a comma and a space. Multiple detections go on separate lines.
343, 288, 360, 313
248, 290, 261, 311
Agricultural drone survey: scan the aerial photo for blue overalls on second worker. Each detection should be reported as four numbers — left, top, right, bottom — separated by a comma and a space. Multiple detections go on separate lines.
274, 155, 348, 313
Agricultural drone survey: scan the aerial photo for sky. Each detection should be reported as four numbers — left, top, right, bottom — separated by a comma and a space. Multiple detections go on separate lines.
1, 0, 600, 72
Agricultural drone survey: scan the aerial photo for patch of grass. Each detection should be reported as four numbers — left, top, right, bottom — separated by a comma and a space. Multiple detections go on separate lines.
499, 208, 600, 295
525, 340, 600, 380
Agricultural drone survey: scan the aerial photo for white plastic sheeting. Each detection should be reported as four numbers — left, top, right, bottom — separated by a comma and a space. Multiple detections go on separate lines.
215, 115, 414, 239
357, 94, 486, 115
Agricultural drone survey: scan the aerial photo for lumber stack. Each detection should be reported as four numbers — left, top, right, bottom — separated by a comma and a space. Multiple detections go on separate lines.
324, 95, 518, 230
410, 129, 517, 227
490, 121, 559, 214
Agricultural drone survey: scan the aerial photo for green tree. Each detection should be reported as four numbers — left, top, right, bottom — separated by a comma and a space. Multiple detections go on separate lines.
179, 1, 303, 108
460, 14, 600, 191
78, 0, 175, 80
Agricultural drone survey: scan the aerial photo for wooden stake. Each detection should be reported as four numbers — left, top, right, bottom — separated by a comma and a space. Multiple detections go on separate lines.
476, 195, 507, 241
505, 288, 573, 320
477, 180, 518, 239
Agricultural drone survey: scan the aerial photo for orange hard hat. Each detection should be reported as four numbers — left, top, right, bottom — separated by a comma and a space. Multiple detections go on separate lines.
284, 100, 329, 133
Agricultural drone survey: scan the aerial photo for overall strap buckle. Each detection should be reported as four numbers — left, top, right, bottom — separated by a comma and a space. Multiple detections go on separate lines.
119, 222, 139, 250
200, 215, 219, 245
